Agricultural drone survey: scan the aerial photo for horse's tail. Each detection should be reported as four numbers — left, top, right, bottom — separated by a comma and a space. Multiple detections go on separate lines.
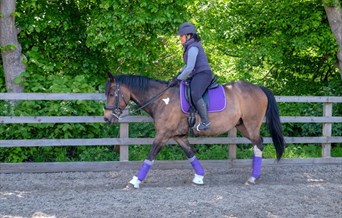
259, 86, 285, 161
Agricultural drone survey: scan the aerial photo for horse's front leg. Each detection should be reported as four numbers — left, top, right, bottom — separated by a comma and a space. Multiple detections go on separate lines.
129, 135, 168, 189
173, 136, 204, 185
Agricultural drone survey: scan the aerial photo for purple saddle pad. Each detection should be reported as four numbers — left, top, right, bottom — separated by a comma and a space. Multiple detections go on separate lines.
180, 81, 226, 114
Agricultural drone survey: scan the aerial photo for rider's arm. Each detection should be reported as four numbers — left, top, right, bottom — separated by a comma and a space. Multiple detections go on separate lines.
177, 46, 199, 80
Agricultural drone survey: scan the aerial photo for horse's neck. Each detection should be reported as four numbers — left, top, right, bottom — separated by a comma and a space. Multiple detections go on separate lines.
130, 86, 161, 115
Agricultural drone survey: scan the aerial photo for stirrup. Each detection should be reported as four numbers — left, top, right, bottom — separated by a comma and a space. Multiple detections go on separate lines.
196, 122, 211, 131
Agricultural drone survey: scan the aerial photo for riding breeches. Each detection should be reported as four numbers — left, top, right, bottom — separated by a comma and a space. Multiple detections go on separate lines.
190, 71, 212, 103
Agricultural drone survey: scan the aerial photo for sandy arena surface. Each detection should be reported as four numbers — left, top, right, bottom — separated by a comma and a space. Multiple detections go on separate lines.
1, 164, 341, 218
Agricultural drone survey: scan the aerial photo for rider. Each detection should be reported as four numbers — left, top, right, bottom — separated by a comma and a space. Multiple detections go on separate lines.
173, 22, 213, 131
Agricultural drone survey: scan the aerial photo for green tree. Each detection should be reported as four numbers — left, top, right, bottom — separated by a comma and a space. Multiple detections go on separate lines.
1, 0, 341, 163
15, 0, 108, 91
12, 0, 189, 91
0, 0, 25, 93
85, 0, 188, 77
190, 0, 341, 94
323, 0, 342, 79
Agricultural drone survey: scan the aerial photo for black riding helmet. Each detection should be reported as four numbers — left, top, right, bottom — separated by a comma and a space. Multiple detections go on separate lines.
177, 22, 197, 35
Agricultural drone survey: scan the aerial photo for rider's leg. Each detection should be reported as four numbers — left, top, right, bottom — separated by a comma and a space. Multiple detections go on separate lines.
190, 72, 212, 131
194, 98, 211, 131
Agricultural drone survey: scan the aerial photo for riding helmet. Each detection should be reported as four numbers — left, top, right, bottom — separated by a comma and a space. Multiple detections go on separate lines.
177, 22, 197, 35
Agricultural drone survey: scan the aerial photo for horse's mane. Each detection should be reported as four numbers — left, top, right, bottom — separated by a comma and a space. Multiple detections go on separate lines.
105, 75, 167, 95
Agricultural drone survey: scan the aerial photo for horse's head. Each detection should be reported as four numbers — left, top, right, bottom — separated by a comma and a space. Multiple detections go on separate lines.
104, 73, 130, 124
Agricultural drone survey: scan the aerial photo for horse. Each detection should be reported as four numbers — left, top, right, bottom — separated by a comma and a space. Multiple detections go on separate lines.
104, 73, 285, 188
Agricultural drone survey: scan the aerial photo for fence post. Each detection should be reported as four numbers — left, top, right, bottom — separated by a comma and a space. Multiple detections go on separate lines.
322, 102, 332, 158
228, 128, 237, 160
119, 110, 129, 161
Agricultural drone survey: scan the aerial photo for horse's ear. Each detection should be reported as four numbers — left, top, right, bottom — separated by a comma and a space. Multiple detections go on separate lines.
108, 72, 115, 82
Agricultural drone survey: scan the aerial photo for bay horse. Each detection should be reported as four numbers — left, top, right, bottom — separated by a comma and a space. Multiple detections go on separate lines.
104, 73, 285, 188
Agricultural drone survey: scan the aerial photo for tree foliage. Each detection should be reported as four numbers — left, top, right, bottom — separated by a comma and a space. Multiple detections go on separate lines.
86, 0, 188, 75
0, 0, 341, 162
8, 0, 188, 92
0, 0, 340, 93
189, 0, 341, 94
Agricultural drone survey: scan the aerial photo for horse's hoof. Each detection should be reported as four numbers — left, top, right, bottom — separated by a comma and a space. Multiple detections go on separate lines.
244, 177, 256, 185
192, 174, 204, 185
123, 183, 134, 190
129, 176, 141, 189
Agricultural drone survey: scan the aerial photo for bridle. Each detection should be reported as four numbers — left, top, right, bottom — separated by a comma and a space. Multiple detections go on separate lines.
104, 80, 171, 120
104, 81, 128, 120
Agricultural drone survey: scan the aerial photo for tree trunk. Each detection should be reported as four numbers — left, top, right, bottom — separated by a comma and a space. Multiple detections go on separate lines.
0, 0, 25, 92
324, 1, 342, 79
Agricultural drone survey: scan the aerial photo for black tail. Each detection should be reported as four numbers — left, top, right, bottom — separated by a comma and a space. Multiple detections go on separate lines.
260, 86, 285, 161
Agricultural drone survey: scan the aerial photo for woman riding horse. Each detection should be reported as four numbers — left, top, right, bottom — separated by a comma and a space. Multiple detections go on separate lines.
169, 22, 212, 131
104, 74, 285, 188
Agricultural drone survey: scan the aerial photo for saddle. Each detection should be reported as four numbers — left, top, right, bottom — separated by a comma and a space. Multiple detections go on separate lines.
179, 75, 226, 133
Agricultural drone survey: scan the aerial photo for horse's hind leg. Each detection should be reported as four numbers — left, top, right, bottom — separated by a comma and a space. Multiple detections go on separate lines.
236, 123, 264, 185
173, 136, 204, 185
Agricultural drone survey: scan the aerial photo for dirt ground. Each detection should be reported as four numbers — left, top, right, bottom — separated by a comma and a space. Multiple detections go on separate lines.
0, 164, 341, 218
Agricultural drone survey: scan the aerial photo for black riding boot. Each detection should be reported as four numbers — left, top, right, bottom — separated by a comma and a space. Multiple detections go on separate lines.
195, 98, 211, 131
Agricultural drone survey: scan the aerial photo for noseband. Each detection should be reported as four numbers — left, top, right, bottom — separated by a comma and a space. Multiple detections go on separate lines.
104, 81, 127, 119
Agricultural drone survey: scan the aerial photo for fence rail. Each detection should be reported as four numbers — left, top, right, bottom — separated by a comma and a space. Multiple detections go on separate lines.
1, 93, 342, 165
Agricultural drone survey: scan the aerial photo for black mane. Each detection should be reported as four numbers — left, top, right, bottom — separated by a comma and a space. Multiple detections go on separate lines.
105, 75, 167, 95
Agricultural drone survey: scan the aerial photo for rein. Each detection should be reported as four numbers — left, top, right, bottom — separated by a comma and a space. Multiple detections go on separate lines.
126, 86, 171, 117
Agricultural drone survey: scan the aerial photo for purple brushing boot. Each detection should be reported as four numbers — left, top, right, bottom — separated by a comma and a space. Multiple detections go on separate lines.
246, 145, 262, 185
129, 160, 153, 188
189, 156, 204, 184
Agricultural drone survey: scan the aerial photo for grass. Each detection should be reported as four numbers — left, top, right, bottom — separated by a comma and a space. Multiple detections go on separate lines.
128, 144, 342, 161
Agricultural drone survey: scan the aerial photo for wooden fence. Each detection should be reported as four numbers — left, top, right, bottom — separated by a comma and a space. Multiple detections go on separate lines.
0, 93, 342, 172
